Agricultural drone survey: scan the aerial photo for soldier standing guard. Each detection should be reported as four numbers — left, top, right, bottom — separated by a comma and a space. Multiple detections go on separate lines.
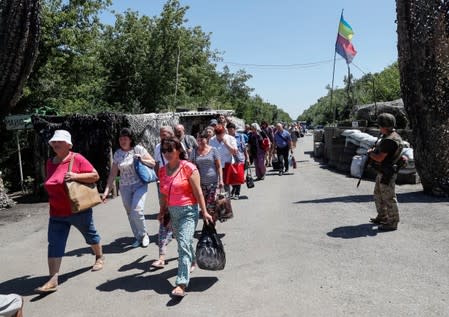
367, 113, 403, 231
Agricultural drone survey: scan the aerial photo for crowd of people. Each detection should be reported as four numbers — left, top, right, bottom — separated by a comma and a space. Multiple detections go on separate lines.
13, 111, 404, 311
33, 116, 302, 299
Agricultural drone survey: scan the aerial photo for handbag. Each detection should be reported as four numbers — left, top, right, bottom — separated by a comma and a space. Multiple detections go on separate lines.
195, 223, 226, 271
65, 154, 102, 213
246, 167, 255, 189
134, 158, 158, 183
215, 190, 233, 222
223, 162, 245, 185
290, 155, 297, 169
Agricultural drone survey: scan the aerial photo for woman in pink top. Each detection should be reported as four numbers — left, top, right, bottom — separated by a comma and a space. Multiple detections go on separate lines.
158, 137, 213, 298
35, 130, 104, 294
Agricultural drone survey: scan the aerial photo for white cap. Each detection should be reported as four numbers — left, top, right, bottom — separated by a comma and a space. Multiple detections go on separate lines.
48, 130, 72, 145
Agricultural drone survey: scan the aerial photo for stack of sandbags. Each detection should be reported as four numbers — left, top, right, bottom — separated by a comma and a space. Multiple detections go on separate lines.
397, 147, 420, 184
313, 129, 325, 158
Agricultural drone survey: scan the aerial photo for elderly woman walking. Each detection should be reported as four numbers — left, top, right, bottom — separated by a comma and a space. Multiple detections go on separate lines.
248, 123, 268, 180
35, 130, 104, 294
192, 129, 223, 221
103, 128, 156, 248
158, 137, 213, 297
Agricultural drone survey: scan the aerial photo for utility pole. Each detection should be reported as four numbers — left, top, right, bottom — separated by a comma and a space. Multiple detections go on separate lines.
173, 44, 181, 111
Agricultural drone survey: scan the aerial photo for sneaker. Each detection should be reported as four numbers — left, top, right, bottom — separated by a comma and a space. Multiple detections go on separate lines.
141, 234, 150, 247
131, 239, 141, 248
235, 194, 240, 200
278, 170, 283, 176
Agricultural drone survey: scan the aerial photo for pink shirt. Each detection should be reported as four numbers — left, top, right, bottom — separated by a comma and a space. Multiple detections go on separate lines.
159, 161, 198, 207
45, 152, 95, 217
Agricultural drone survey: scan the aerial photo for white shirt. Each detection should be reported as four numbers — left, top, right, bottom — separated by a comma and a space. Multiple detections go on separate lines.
113, 145, 149, 186
209, 134, 237, 168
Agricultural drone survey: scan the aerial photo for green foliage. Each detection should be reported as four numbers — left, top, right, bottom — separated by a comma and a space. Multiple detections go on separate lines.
14, 0, 291, 120
298, 63, 401, 125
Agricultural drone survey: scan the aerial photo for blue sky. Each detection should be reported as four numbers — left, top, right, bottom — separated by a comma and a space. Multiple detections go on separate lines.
101, 0, 398, 119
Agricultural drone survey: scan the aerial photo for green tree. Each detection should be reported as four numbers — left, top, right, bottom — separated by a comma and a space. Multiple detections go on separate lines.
17, 0, 112, 115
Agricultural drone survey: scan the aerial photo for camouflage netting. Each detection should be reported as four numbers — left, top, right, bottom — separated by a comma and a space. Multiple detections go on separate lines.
352, 99, 409, 129
0, 0, 40, 116
396, 0, 449, 196
126, 113, 178, 155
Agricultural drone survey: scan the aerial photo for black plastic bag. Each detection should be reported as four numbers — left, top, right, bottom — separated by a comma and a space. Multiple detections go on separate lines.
195, 223, 226, 271
246, 168, 255, 189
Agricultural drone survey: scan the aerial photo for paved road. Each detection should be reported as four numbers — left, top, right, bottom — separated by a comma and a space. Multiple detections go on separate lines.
1, 135, 449, 317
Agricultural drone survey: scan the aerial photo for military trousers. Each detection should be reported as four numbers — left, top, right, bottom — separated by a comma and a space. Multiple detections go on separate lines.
373, 173, 399, 226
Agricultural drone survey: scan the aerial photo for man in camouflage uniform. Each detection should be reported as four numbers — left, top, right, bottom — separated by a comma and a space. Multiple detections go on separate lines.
367, 113, 403, 231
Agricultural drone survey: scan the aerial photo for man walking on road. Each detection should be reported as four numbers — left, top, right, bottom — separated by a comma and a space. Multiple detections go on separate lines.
368, 113, 403, 231
174, 124, 198, 161
274, 123, 292, 176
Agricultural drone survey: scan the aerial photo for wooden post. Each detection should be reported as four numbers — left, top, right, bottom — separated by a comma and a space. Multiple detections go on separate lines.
110, 147, 117, 197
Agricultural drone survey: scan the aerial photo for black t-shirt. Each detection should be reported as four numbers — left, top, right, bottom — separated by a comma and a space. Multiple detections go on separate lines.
378, 138, 399, 164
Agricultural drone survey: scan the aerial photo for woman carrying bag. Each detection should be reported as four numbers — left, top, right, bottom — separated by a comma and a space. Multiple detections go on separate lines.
35, 130, 104, 294
103, 128, 156, 248
158, 137, 214, 298
192, 129, 223, 222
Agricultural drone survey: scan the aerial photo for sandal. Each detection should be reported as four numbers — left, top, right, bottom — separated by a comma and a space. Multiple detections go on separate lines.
151, 259, 165, 269
92, 256, 105, 272
171, 286, 186, 298
35, 283, 58, 294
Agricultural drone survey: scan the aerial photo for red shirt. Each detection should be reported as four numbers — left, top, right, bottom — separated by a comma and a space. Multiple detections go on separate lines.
159, 161, 198, 207
45, 152, 95, 217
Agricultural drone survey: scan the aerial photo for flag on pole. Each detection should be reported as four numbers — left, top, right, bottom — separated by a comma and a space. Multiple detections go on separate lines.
335, 14, 357, 64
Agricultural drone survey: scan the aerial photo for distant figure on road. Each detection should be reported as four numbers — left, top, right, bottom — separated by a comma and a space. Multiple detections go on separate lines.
103, 128, 156, 248
274, 123, 293, 176
248, 123, 268, 180
368, 113, 403, 231
227, 122, 249, 199
261, 121, 274, 167
0, 294, 23, 317
36, 130, 104, 294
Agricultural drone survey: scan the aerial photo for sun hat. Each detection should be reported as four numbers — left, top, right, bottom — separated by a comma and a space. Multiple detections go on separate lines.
48, 130, 72, 145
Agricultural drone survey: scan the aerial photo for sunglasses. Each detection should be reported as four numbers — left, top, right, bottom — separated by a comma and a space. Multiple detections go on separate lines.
161, 147, 175, 154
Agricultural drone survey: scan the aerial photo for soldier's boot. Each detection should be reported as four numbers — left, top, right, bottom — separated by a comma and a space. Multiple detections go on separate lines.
378, 223, 398, 231
369, 215, 387, 224
378, 216, 398, 231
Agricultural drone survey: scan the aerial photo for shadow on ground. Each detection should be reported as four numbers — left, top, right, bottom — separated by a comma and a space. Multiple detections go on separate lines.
294, 191, 449, 204
0, 266, 91, 299
327, 223, 378, 239
64, 235, 158, 257
96, 266, 218, 295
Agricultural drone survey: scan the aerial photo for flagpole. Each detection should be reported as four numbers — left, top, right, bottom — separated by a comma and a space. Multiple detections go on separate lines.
331, 9, 344, 125
330, 50, 337, 124
346, 62, 352, 115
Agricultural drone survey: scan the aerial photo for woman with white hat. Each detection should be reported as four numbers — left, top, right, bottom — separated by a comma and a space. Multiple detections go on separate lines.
35, 130, 104, 294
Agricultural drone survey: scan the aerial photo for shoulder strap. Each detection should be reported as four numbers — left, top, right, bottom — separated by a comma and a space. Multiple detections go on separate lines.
276, 131, 288, 142
184, 137, 191, 149
68, 153, 76, 172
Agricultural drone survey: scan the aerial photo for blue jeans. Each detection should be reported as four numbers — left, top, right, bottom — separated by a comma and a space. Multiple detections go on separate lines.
48, 209, 101, 257
168, 204, 199, 286
120, 181, 148, 240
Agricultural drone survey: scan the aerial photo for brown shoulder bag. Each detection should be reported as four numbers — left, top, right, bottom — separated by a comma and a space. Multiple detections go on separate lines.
65, 154, 102, 213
